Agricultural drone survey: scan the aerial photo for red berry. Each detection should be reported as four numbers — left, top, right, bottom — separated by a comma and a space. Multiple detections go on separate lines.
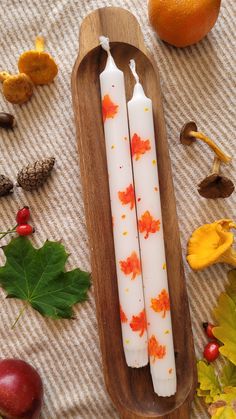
203, 322, 215, 339
203, 341, 220, 362
16, 224, 34, 236
16, 206, 30, 225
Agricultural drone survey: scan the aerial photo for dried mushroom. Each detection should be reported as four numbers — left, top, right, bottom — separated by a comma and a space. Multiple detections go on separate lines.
180, 121, 231, 163
198, 157, 234, 199
18, 37, 58, 85
187, 219, 236, 270
0, 72, 33, 104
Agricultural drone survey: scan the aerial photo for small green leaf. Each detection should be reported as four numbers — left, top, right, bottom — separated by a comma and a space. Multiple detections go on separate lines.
197, 360, 221, 403
213, 294, 236, 365
0, 237, 90, 321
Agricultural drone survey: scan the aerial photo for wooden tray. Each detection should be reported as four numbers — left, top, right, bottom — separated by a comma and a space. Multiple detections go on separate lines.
71, 7, 197, 419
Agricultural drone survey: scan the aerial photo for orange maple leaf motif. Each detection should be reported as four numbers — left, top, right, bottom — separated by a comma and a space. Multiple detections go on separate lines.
130, 309, 147, 337
102, 94, 119, 122
118, 184, 135, 210
138, 210, 161, 239
131, 133, 151, 160
119, 251, 141, 280
120, 305, 128, 323
148, 335, 166, 362
151, 289, 170, 318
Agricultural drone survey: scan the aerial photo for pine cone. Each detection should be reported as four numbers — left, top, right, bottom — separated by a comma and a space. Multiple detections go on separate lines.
17, 157, 55, 191
0, 175, 13, 196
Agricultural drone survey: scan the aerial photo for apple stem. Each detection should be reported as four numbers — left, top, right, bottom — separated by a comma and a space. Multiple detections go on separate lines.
11, 303, 28, 329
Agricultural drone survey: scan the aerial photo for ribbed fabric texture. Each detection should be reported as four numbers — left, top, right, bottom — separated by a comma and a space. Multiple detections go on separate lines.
0, 0, 235, 417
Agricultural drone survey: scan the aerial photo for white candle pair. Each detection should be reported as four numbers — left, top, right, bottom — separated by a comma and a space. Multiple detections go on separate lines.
99, 36, 176, 397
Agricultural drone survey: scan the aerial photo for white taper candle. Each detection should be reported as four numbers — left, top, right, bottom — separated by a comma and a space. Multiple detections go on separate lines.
127, 59, 177, 395
99, 39, 148, 368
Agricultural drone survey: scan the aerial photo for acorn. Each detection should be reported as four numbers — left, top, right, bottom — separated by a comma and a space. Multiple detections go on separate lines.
17, 157, 55, 191
0, 175, 14, 196
0, 112, 16, 129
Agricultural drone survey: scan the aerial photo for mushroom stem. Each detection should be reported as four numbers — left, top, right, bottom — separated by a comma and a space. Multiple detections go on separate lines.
212, 157, 221, 174
35, 36, 45, 52
0, 71, 10, 82
189, 130, 231, 164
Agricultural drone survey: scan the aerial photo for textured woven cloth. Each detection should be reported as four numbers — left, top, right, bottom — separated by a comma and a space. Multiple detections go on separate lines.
0, 0, 235, 417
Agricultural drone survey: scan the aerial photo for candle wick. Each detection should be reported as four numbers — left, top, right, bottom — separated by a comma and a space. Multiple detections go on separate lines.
129, 59, 139, 84
99, 35, 111, 56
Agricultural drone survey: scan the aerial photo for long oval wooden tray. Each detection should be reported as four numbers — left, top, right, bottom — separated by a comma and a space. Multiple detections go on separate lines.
71, 7, 197, 419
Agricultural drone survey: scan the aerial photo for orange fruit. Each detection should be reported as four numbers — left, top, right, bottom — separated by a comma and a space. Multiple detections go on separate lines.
148, 0, 221, 48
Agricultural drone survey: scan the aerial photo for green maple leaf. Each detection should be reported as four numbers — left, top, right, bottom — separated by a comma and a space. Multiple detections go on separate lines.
213, 293, 236, 365
0, 237, 90, 323
197, 360, 221, 403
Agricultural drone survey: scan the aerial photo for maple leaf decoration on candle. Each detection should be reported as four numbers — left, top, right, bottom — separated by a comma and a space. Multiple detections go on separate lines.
131, 133, 151, 160
130, 309, 147, 337
138, 211, 161, 239
151, 289, 170, 318
118, 184, 135, 210
102, 94, 119, 122
148, 336, 166, 362
120, 251, 141, 280
120, 305, 128, 323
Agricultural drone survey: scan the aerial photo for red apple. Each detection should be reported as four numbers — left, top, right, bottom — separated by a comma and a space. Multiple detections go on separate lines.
0, 359, 43, 418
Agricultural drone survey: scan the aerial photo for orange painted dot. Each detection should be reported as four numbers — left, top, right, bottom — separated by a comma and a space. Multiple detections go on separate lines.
152, 159, 157, 165
124, 136, 128, 141
144, 108, 149, 112
125, 288, 129, 293
111, 145, 115, 149
154, 186, 158, 192
164, 330, 170, 335
123, 231, 128, 236
125, 339, 130, 344
168, 368, 173, 374
162, 263, 166, 270
121, 214, 126, 219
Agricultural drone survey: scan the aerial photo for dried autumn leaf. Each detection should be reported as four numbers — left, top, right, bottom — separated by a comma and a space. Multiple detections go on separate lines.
118, 184, 135, 210
119, 251, 141, 280
151, 289, 170, 318
138, 210, 160, 239
131, 133, 151, 160
0, 237, 90, 322
102, 94, 118, 122
130, 309, 147, 337
197, 361, 221, 404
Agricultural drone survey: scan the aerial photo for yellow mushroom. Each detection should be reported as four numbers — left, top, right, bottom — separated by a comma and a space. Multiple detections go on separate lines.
0, 71, 33, 104
187, 219, 236, 270
18, 37, 58, 85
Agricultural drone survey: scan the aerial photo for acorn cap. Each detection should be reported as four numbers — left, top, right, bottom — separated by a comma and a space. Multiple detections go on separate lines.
180, 121, 198, 146
0, 175, 14, 196
198, 174, 235, 199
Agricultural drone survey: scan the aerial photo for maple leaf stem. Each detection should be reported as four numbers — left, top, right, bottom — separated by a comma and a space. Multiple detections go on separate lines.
0, 225, 17, 241
11, 303, 28, 329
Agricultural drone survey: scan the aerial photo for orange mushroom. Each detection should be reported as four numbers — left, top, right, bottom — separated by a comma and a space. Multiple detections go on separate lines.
0, 71, 33, 104
18, 37, 58, 85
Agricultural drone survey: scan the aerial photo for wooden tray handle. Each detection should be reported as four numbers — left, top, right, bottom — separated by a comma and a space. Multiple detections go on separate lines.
78, 7, 147, 61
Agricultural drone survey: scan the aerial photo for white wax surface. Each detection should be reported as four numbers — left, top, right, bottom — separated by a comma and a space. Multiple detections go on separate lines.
128, 83, 177, 395
99, 57, 148, 367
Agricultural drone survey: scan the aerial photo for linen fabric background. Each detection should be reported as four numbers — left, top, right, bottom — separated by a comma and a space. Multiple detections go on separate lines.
0, 0, 235, 417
